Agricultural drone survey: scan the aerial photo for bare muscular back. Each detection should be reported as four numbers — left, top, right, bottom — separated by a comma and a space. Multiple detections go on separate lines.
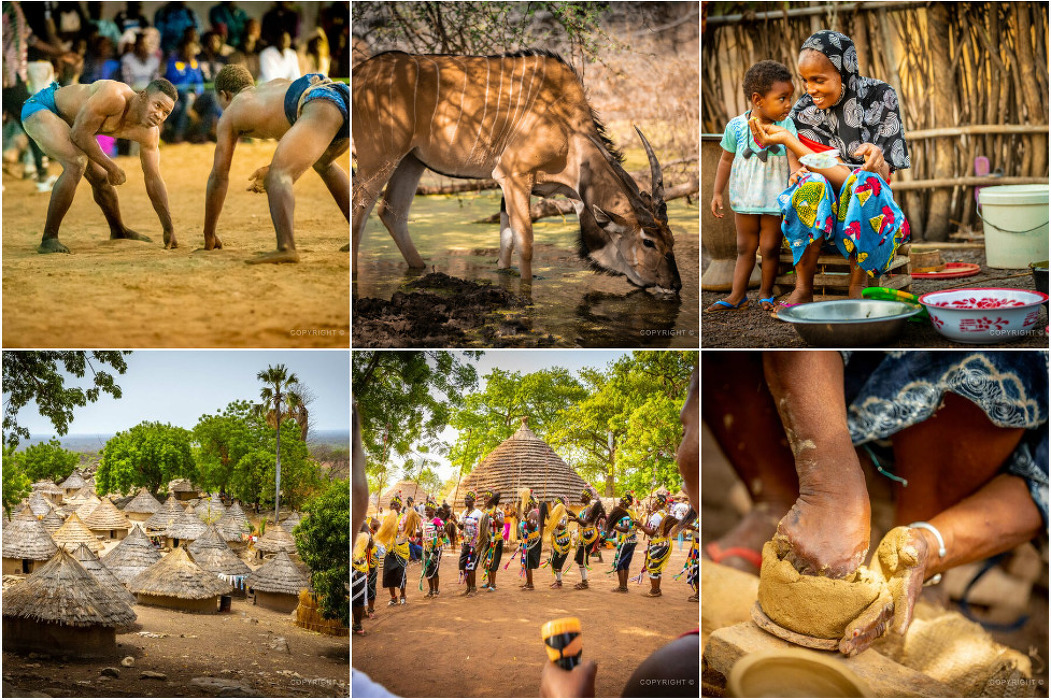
221, 79, 298, 140
53, 80, 159, 143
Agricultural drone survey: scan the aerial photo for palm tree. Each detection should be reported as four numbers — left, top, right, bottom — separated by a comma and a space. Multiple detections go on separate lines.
258, 364, 299, 525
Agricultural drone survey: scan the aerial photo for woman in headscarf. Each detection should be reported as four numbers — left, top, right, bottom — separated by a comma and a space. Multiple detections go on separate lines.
750, 29, 911, 307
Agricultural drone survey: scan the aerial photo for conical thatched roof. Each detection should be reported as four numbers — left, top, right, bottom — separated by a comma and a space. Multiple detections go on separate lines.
41, 506, 66, 533
165, 505, 207, 541
225, 502, 251, 529
282, 511, 303, 531
27, 491, 53, 517
215, 509, 251, 543
71, 543, 137, 607
65, 485, 96, 506
195, 496, 226, 524
379, 481, 431, 507
31, 480, 65, 497
75, 494, 102, 521
52, 512, 102, 555
129, 546, 232, 599
247, 549, 308, 595
255, 523, 296, 554
457, 417, 590, 506
83, 498, 132, 532
167, 478, 197, 495
2, 507, 59, 561
2, 548, 136, 627
58, 471, 87, 491
3, 511, 10, 529
123, 487, 162, 515
188, 526, 252, 578
102, 525, 162, 584
144, 495, 182, 531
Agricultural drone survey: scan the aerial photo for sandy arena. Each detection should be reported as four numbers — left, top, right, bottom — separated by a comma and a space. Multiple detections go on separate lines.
2, 141, 349, 348
353, 542, 698, 697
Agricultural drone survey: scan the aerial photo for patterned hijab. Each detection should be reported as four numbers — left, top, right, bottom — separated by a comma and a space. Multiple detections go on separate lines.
790, 30, 910, 172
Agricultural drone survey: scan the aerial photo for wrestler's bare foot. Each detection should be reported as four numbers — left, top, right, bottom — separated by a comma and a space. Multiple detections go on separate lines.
706, 502, 787, 574
246, 249, 300, 264
110, 227, 152, 243
37, 237, 70, 254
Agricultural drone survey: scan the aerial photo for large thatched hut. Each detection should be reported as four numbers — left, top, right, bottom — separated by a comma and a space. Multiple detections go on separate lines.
70, 543, 137, 607
246, 549, 309, 613
254, 523, 296, 559
165, 505, 207, 548
101, 524, 162, 585
122, 488, 162, 522
74, 493, 102, 522
57, 471, 87, 498
26, 491, 54, 518
2, 548, 136, 658
2, 507, 59, 575
456, 417, 591, 509
51, 512, 102, 555
378, 481, 431, 510
188, 525, 252, 593
143, 494, 182, 535
215, 509, 251, 544
129, 547, 232, 613
31, 480, 65, 505
40, 506, 66, 534
83, 498, 132, 541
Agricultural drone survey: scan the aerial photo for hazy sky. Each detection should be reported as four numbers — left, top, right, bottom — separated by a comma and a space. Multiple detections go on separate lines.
8, 351, 350, 436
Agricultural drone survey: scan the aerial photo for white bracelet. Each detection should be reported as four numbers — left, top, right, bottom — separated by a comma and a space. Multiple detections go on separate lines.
909, 521, 946, 586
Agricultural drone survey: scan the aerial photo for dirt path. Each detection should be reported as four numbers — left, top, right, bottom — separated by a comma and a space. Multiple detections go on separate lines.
352, 542, 698, 697
2, 598, 348, 698
2, 142, 349, 348
702, 249, 1048, 348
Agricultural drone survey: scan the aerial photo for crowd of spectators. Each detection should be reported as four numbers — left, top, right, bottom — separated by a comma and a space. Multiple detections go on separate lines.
3, 0, 349, 171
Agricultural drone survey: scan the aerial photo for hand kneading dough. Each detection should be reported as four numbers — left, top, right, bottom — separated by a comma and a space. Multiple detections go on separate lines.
757, 539, 882, 640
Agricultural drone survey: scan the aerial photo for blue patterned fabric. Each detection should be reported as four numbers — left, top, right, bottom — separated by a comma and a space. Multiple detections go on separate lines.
841, 351, 1049, 526
779, 169, 909, 274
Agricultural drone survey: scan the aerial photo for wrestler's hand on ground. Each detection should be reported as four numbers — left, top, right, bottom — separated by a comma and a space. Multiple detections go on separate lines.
853, 143, 885, 174
540, 660, 597, 698
788, 166, 810, 187
838, 527, 929, 656
247, 166, 269, 193
710, 193, 725, 219
108, 165, 126, 186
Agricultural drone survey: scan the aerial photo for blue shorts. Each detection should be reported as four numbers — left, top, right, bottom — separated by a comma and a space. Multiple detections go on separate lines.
21, 82, 61, 122
283, 73, 348, 148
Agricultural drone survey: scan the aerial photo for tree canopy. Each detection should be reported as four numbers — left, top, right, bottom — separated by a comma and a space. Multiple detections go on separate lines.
294, 479, 349, 627
96, 422, 197, 495
2, 448, 31, 516
2, 351, 129, 448
8, 438, 79, 485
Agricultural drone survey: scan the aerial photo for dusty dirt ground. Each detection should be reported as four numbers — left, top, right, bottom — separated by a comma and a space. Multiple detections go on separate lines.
701, 424, 1050, 695
2, 598, 348, 698
352, 541, 699, 697
2, 142, 349, 348
701, 249, 1048, 348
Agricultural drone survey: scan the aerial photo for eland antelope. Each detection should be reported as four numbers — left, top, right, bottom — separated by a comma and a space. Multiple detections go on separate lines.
352, 49, 682, 293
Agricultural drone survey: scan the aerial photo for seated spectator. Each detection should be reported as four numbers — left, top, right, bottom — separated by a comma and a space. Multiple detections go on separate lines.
86, 2, 122, 46
121, 31, 160, 90
304, 28, 330, 76
198, 30, 227, 82
261, 1, 299, 48
82, 35, 121, 83
114, 1, 149, 34
209, 1, 248, 49
154, 1, 199, 56
163, 36, 204, 143
230, 18, 262, 78
53, 1, 87, 44
258, 30, 299, 82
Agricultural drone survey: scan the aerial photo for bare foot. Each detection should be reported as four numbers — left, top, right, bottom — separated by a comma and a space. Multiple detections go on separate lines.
37, 237, 70, 254
246, 249, 300, 264
110, 227, 152, 243
782, 288, 814, 305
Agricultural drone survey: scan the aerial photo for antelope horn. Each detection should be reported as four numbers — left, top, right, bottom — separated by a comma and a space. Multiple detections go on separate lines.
634, 126, 664, 204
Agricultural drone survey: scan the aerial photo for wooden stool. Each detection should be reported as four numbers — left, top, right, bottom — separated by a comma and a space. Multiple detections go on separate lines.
772, 243, 912, 298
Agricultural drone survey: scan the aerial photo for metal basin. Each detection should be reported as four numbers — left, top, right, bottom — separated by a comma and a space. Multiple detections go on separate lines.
777, 300, 920, 347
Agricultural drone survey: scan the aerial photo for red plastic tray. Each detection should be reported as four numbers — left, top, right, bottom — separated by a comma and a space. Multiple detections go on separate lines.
912, 262, 982, 279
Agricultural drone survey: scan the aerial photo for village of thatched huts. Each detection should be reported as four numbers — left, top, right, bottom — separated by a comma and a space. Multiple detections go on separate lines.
254, 522, 297, 559
188, 525, 252, 593
165, 505, 208, 548
168, 478, 199, 502
83, 498, 132, 541
143, 494, 182, 536
129, 547, 232, 613
247, 549, 309, 613
194, 495, 227, 524
74, 493, 102, 522
122, 487, 162, 522
2, 507, 59, 575
215, 508, 251, 544
40, 506, 66, 534
70, 543, 137, 607
2, 548, 136, 658
51, 512, 103, 555
57, 471, 87, 498
26, 491, 54, 518
101, 524, 162, 585
30, 480, 65, 505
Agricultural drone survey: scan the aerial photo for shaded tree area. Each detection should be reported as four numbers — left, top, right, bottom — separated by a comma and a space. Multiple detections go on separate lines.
95, 422, 198, 496
295, 479, 350, 627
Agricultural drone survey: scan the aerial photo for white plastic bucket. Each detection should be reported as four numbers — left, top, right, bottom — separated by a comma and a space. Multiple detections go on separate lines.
977, 185, 1049, 269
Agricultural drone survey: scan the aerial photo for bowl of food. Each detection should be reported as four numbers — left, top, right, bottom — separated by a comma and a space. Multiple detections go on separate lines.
777, 300, 920, 347
918, 287, 1048, 343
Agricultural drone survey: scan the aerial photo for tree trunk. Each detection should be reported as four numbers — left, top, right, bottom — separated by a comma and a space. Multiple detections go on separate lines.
1013, 3, 1048, 176
924, 3, 957, 241
274, 400, 282, 525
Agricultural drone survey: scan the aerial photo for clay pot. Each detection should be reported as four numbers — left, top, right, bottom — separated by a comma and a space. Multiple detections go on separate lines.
701, 135, 761, 291
728, 649, 872, 697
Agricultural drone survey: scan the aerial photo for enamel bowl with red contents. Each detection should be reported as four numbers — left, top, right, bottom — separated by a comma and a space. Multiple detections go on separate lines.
918, 288, 1048, 343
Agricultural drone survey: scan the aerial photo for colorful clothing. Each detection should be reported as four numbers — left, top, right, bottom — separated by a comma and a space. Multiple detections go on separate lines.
21, 81, 60, 121
421, 516, 444, 581
573, 502, 602, 568
458, 507, 482, 573
779, 169, 909, 275
381, 512, 411, 588
520, 509, 542, 572
481, 506, 504, 586
790, 30, 910, 172
610, 513, 638, 572
549, 515, 572, 572
720, 111, 797, 214
641, 510, 672, 580
352, 531, 370, 607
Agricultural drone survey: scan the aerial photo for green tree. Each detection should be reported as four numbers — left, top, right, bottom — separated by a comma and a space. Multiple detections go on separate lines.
258, 364, 299, 523
224, 421, 320, 512
96, 422, 197, 495
2, 448, 31, 516
2, 351, 130, 448
11, 438, 79, 484
294, 479, 349, 626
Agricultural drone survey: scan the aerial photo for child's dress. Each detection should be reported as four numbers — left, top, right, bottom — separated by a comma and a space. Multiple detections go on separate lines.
720, 111, 798, 215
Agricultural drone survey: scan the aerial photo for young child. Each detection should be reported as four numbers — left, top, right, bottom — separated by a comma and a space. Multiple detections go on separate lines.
708, 60, 801, 313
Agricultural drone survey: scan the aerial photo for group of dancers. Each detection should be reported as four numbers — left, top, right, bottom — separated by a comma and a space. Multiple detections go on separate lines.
351, 485, 699, 636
